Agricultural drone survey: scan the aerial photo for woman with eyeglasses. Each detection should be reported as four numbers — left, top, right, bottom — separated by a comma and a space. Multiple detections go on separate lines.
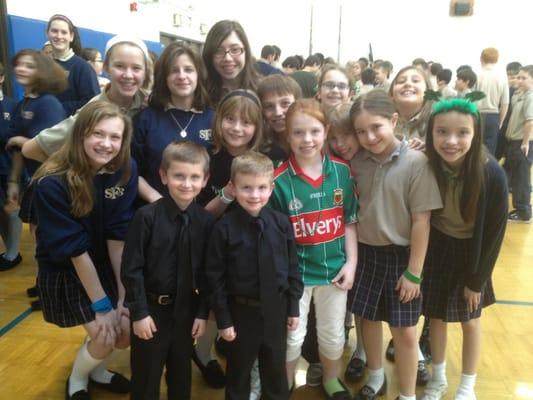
202, 20, 260, 105
316, 65, 353, 113
81, 47, 110, 91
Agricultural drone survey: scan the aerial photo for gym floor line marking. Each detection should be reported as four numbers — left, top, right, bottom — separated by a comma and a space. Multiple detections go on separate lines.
496, 299, 533, 307
0, 308, 32, 337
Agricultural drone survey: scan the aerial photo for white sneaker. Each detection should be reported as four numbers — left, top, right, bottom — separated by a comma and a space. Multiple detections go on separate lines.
249, 359, 261, 400
454, 388, 476, 400
305, 363, 323, 387
421, 380, 448, 400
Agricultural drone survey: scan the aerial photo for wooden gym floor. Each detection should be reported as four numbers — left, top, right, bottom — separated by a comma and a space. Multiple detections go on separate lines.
1, 201, 532, 399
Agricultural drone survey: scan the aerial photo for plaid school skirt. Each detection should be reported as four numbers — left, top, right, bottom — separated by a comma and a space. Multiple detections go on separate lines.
422, 228, 495, 322
38, 264, 118, 328
351, 243, 422, 327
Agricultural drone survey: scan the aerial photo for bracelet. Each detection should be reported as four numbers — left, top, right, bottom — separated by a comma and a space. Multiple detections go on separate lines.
218, 187, 234, 205
403, 269, 422, 284
91, 296, 113, 314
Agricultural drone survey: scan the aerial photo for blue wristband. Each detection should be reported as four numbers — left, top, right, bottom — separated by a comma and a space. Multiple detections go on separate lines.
91, 296, 113, 314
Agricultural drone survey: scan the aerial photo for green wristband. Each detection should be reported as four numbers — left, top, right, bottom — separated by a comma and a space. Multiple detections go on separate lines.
403, 269, 422, 284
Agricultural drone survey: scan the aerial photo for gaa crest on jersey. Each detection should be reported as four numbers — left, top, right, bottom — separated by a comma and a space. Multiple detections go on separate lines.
333, 188, 343, 206
288, 197, 303, 211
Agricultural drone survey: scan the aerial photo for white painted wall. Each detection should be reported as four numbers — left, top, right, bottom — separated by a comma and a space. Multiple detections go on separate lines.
7, 0, 532, 74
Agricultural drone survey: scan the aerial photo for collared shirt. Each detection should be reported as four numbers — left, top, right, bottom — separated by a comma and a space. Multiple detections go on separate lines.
269, 153, 358, 285
122, 197, 214, 321
206, 205, 303, 329
475, 64, 509, 113
505, 89, 533, 141
351, 140, 442, 246
394, 101, 432, 140
37, 89, 146, 155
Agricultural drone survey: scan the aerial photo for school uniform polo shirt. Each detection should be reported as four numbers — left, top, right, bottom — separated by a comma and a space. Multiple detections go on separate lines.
505, 89, 533, 141
0, 93, 17, 176
36, 89, 146, 156
351, 140, 442, 246
269, 153, 357, 286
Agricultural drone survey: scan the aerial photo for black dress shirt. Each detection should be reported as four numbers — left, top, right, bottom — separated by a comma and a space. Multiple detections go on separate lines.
206, 205, 303, 329
121, 196, 214, 321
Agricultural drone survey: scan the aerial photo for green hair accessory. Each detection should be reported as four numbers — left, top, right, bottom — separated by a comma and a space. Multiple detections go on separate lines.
431, 90, 486, 119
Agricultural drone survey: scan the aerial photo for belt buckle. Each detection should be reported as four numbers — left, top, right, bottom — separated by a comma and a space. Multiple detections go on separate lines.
158, 295, 172, 305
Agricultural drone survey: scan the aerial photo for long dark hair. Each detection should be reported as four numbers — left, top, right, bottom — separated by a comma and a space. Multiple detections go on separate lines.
149, 42, 209, 111
202, 20, 259, 104
47, 14, 82, 56
425, 109, 485, 223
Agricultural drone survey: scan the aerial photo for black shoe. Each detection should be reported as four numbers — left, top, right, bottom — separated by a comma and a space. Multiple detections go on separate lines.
192, 349, 225, 388
344, 355, 366, 382
419, 336, 432, 362
508, 210, 531, 224
214, 336, 229, 357
27, 285, 39, 298
0, 253, 22, 271
385, 339, 395, 362
65, 377, 90, 400
354, 377, 387, 400
416, 360, 430, 386
89, 371, 130, 393
322, 379, 352, 400
30, 299, 42, 311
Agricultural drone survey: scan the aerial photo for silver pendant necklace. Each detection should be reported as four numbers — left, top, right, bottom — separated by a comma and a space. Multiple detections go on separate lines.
169, 111, 195, 138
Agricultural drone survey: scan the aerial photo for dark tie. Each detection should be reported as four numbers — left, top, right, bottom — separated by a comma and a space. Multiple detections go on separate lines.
175, 212, 192, 318
254, 218, 281, 329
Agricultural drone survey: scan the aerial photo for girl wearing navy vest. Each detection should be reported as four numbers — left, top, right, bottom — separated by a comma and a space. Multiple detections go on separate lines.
421, 99, 508, 400
134, 42, 214, 202
33, 100, 138, 399
46, 14, 100, 116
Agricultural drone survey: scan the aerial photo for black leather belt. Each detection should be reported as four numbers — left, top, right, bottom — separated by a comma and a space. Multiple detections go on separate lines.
233, 296, 261, 307
147, 292, 174, 305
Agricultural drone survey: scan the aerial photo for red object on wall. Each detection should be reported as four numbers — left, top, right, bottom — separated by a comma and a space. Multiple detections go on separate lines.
130, 2, 138, 12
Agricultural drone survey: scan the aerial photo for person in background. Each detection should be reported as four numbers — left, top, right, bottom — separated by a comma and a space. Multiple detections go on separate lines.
81, 47, 109, 91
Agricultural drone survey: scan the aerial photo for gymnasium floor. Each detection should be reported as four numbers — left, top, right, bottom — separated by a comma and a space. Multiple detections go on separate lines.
0, 212, 532, 399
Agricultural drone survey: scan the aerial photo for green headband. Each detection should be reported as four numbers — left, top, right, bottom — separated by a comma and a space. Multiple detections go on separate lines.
425, 89, 485, 119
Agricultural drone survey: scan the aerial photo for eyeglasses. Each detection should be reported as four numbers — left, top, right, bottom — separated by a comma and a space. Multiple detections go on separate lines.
321, 81, 349, 91
214, 46, 244, 59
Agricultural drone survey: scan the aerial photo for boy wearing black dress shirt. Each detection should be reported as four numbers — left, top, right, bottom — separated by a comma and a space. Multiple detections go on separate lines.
206, 151, 304, 400
121, 141, 214, 400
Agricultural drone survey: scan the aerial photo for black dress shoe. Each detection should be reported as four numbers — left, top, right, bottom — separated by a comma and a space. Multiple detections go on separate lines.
344, 356, 366, 382
214, 336, 229, 357
192, 349, 225, 388
354, 377, 387, 400
30, 299, 42, 311
27, 285, 39, 298
385, 338, 395, 362
65, 377, 90, 400
416, 360, 430, 386
89, 371, 130, 393
0, 253, 22, 271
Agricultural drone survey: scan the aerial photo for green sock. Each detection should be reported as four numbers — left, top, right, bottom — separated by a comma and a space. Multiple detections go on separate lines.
323, 377, 345, 396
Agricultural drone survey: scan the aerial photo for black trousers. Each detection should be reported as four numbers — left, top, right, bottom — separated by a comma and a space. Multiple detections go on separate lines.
224, 299, 289, 400
481, 112, 500, 156
508, 139, 533, 218
130, 302, 194, 400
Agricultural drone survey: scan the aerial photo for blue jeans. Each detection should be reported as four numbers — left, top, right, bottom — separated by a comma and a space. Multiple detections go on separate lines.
507, 140, 533, 218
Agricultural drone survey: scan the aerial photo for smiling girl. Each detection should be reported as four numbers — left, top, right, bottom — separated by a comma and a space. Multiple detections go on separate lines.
317, 65, 352, 114
134, 42, 213, 202
46, 14, 100, 116
32, 100, 138, 399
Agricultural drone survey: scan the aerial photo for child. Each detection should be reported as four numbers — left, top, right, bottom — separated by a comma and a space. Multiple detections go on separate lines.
202, 20, 260, 105
358, 68, 376, 97
81, 47, 109, 91
505, 65, 533, 223
257, 74, 302, 166
46, 14, 100, 115
422, 98, 508, 399
133, 42, 214, 203
270, 99, 358, 400
206, 151, 303, 400
32, 100, 137, 399
437, 69, 457, 99
317, 65, 352, 113
373, 61, 392, 92
349, 90, 442, 400
455, 68, 477, 98
22, 35, 151, 163
121, 140, 215, 400
0, 62, 22, 271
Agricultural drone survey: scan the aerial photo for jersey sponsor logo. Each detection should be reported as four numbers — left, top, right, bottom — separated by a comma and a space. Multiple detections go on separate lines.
104, 186, 125, 199
199, 129, 212, 142
3, 112, 10, 121
309, 191, 326, 199
290, 207, 345, 245
333, 188, 343, 206
288, 197, 303, 211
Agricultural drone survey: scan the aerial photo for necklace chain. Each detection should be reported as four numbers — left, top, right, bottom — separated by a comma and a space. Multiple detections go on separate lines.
169, 110, 195, 138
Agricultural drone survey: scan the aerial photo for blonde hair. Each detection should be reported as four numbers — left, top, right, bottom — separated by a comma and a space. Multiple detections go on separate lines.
327, 102, 354, 136
230, 150, 273, 181
160, 140, 209, 174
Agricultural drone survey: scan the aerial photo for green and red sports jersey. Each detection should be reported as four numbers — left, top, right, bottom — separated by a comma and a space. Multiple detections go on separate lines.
269, 154, 358, 285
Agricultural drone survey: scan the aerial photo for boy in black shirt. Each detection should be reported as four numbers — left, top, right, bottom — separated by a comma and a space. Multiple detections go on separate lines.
206, 151, 304, 400
121, 141, 214, 400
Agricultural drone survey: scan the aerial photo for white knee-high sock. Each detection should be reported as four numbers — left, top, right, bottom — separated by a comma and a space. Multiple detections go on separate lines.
89, 349, 119, 383
69, 342, 103, 395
